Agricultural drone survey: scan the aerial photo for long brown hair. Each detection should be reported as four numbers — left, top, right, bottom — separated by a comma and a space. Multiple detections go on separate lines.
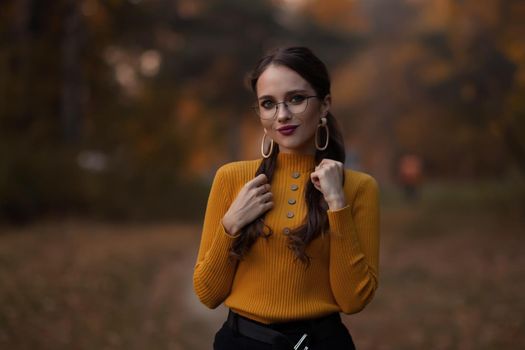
230, 46, 346, 265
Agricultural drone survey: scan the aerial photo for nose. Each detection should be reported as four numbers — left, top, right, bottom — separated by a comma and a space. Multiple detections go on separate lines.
275, 102, 291, 122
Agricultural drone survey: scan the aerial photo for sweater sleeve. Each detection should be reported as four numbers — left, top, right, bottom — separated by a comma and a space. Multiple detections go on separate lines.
193, 165, 239, 309
327, 174, 380, 314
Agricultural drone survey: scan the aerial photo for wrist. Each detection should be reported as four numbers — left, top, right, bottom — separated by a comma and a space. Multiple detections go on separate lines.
326, 194, 346, 211
222, 216, 239, 237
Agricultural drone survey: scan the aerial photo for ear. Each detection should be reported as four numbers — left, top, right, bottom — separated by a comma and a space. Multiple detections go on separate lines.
320, 94, 331, 116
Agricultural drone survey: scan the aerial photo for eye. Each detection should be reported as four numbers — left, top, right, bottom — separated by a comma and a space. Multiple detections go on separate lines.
289, 94, 306, 105
260, 100, 275, 109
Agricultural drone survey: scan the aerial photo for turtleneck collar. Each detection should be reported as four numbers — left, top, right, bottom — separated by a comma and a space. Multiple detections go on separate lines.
275, 152, 316, 173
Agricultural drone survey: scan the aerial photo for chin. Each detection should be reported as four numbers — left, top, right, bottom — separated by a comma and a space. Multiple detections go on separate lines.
278, 142, 311, 153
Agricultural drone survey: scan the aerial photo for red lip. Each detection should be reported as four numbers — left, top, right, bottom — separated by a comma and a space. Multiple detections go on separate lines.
277, 125, 299, 131
277, 125, 299, 136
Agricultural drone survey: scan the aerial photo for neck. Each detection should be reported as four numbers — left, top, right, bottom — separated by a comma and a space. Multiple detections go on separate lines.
275, 151, 316, 172
277, 138, 316, 156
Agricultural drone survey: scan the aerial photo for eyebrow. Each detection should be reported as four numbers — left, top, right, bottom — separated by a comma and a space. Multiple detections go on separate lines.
258, 89, 310, 101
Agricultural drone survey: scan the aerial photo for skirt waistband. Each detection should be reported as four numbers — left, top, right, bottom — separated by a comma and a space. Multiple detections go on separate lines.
226, 309, 344, 347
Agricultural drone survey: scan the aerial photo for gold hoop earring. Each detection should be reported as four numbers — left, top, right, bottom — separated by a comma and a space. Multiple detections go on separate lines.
261, 132, 274, 158
315, 117, 329, 151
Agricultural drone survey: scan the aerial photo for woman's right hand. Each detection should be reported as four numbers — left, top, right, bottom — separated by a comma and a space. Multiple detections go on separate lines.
222, 174, 273, 236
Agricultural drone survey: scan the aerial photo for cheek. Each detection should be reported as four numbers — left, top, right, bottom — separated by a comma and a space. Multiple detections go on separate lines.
302, 113, 320, 135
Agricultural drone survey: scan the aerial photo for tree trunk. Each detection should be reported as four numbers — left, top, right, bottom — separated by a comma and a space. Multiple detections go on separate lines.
60, 0, 85, 144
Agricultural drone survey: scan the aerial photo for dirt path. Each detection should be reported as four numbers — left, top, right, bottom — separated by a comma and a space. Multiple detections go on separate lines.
1, 201, 524, 349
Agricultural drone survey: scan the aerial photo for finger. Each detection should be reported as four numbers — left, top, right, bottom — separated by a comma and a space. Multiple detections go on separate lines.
317, 158, 330, 167
316, 160, 341, 174
262, 201, 273, 212
329, 160, 343, 172
315, 160, 330, 171
248, 174, 268, 188
313, 167, 327, 180
311, 171, 323, 187
255, 183, 271, 195
320, 159, 342, 169
258, 191, 273, 203
310, 173, 320, 186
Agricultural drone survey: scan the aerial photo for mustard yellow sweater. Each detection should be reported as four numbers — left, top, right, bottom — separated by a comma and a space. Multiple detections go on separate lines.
193, 152, 380, 324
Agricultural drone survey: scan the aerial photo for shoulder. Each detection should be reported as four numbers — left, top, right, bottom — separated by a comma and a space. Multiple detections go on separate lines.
216, 158, 261, 175
213, 158, 261, 184
344, 169, 378, 188
343, 168, 379, 199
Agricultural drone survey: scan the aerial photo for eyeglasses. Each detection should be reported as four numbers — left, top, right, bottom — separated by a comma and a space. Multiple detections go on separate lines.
253, 95, 319, 120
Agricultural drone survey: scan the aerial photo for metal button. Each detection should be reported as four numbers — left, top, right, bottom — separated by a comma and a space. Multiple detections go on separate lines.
291, 172, 300, 179
290, 184, 299, 191
287, 212, 294, 218
288, 198, 296, 205
283, 227, 291, 235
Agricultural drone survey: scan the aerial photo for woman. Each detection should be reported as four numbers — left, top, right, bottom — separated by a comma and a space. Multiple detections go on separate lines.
193, 46, 380, 350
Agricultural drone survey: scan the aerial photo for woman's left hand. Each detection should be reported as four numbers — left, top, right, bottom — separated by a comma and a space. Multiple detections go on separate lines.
310, 159, 347, 210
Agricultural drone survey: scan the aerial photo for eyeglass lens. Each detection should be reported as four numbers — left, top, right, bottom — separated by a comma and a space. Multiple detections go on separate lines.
257, 96, 314, 119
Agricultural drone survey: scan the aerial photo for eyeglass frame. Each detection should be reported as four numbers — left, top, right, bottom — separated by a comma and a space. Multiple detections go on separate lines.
252, 95, 320, 120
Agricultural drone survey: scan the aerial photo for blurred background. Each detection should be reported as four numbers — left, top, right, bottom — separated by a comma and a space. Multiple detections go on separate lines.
1, 0, 524, 349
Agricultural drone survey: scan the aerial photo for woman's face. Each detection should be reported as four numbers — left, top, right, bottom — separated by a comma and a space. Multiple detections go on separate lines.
255, 64, 331, 155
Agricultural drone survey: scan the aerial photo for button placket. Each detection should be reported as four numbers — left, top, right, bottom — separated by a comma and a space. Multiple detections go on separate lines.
287, 171, 300, 221
288, 172, 297, 205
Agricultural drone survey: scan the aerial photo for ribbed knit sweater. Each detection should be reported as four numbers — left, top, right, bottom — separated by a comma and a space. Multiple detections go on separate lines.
193, 152, 380, 324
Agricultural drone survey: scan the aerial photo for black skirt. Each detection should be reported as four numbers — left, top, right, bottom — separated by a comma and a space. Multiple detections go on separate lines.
213, 310, 356, 350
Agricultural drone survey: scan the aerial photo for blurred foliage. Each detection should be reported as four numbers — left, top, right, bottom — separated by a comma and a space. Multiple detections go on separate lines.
0, 0, 524, 223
